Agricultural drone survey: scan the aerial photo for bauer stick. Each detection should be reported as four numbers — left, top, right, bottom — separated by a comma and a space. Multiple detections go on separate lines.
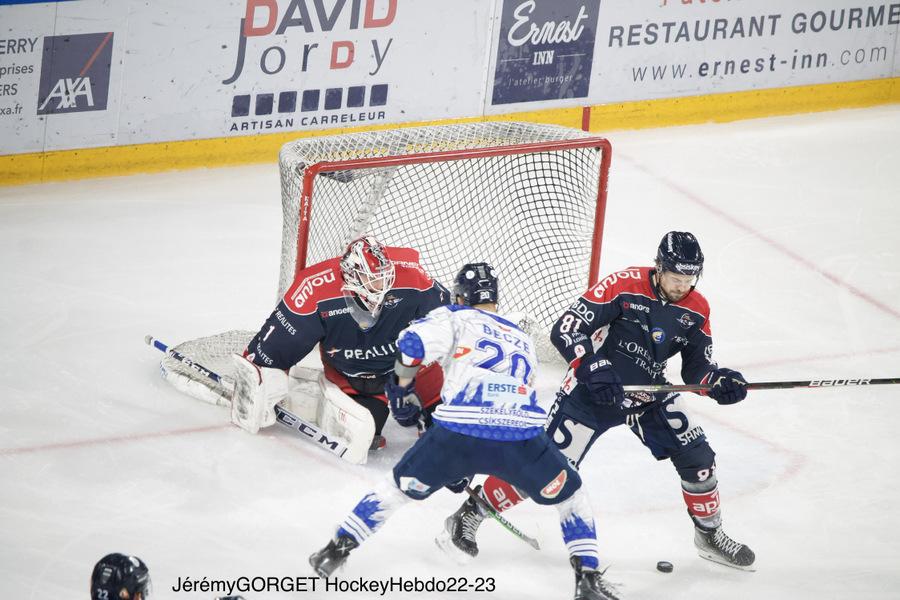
623, 377, 900, 394
465, 486, 541, 551
145, 335, 350, 459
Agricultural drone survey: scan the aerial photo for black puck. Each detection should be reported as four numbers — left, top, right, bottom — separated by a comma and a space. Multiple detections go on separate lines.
656, 560, 674, 573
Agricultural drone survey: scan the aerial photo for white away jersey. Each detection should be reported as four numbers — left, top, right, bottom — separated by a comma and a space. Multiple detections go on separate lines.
399, 305, 545, 440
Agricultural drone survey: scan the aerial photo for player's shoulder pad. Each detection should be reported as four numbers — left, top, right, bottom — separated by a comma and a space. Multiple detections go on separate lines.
674, 286, 711, 320
282, 257, 343, 315
584, 266, 650, 302
386, 246, 436, 291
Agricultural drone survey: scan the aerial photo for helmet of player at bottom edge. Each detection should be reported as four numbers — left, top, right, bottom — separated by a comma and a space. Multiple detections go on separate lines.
656, 231, 704, 277
91, 553, 151, 600
453, 263, 499, 306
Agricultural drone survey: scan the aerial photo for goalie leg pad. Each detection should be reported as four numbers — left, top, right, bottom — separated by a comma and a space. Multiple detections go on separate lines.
230, 354, 288, 434
285, 364, 325, 424
318, 374, 376, 465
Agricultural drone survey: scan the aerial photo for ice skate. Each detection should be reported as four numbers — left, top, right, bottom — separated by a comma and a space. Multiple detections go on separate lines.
369, 434, 386, 451
571, 557, 622, 600
435, 486, 485, 562
693, 518, 756, 571
309, 535, 359, 577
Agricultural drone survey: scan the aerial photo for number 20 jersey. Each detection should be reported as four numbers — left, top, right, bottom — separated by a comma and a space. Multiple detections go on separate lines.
398, 305, 546, 441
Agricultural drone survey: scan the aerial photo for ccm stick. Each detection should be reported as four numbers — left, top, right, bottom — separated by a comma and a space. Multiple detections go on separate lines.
145, 335, 350, 459
623, 377, 900, 394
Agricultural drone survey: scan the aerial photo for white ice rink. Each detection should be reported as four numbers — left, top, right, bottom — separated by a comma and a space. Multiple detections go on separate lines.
2, 106, 899, 599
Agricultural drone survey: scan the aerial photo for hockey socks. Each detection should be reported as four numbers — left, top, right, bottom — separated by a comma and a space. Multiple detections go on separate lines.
681, 477, 722, 530
481, 476, 528, 513
337, 476, 411, 544
557, 489, 600, 571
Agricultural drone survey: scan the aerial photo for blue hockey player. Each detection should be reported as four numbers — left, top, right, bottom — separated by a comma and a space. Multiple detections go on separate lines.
230, 236, 448, 459
443, 232, 755, 571
309, 263, 622, 600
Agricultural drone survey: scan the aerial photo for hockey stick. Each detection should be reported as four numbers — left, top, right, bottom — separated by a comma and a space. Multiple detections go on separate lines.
145, 335, 349, 459
465, 486, 540, 551
623, 377, 900, 394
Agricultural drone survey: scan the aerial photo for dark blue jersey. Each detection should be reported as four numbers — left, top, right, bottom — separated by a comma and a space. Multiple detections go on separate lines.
551, 267, 716, 387
245, 247, 449, 378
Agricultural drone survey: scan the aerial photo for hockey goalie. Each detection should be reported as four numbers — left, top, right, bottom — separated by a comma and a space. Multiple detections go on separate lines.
229, 236, 448, 463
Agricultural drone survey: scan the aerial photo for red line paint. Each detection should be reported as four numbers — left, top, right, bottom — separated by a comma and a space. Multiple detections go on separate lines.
742, 345, 900, 369
79, 32, 113, 77
625, 157, 900, 321
0, 423, 230, 456
581, 106, 591, 132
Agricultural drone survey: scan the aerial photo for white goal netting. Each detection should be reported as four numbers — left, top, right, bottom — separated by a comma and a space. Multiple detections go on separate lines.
162, 121, 611, 398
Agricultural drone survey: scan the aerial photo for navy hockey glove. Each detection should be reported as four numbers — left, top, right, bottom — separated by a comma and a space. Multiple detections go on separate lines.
445, 476, 471, 494
575, 356, 625, 406
385, 377, 421, 427
707, 368, 748, 405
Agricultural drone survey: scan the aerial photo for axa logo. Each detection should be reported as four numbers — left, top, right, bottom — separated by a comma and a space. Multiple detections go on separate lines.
37, 32, 113, 115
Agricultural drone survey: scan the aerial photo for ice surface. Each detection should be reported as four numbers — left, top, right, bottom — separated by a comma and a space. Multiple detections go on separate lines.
2, 106, 899, 599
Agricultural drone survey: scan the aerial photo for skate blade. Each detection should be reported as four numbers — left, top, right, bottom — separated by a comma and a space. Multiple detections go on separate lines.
434, 530, 474, 566
696, 550, 757, 572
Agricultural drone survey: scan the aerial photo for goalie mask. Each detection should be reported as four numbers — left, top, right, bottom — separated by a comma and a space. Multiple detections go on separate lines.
656, 231, 704, 278
453, 262, 499, 306
91, 553, 151, 600
339, 236, 396, 330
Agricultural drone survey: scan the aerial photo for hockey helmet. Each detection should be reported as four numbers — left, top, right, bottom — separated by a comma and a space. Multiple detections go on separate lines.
339, 236, 396, 313
656, 231, 704, 277
91, 553, 151, 600
453, 263, 499, 306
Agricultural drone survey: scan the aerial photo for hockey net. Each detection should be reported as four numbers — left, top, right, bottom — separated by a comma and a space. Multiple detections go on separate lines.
161, 121, 611, 400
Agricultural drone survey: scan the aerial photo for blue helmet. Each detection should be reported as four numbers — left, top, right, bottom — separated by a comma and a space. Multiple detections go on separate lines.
91, 553, 151, 600
453, 263, 498, 306
656, 231, 704, 277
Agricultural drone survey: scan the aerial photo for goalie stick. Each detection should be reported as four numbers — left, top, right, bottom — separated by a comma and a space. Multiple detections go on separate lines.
623, 377, 900, 394
465, 486, 540, 551
145, 335, 349, 459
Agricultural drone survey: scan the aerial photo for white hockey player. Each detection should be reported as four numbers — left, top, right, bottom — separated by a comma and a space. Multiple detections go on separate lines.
309, 263, 622, 600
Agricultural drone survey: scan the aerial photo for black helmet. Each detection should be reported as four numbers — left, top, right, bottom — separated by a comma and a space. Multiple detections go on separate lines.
91, 553, 150, 600
656, 231, 704, 277
453, 263, 498, 306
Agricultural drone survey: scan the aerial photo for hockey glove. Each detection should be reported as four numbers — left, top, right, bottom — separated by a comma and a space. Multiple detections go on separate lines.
385, 376, 421, 427
575, 356, 625, 406
706, 368, 748, 405
445, 476, 471, 494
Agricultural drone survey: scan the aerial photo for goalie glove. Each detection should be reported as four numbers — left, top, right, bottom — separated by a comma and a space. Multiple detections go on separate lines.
230, 354, 288, 434
705, 367, 748, 405
385, 375, 421, 427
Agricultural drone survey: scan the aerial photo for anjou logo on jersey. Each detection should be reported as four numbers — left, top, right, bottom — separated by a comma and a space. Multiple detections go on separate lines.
540, 469, 568, 499
591, 269, 641, 299
678, 313, 695, 329
622, 301, 650, 314
290, 269, 335, 309
651, 328, 666, 344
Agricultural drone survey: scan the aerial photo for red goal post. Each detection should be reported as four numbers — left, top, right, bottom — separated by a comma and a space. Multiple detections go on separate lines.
296, 137, 612, 286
